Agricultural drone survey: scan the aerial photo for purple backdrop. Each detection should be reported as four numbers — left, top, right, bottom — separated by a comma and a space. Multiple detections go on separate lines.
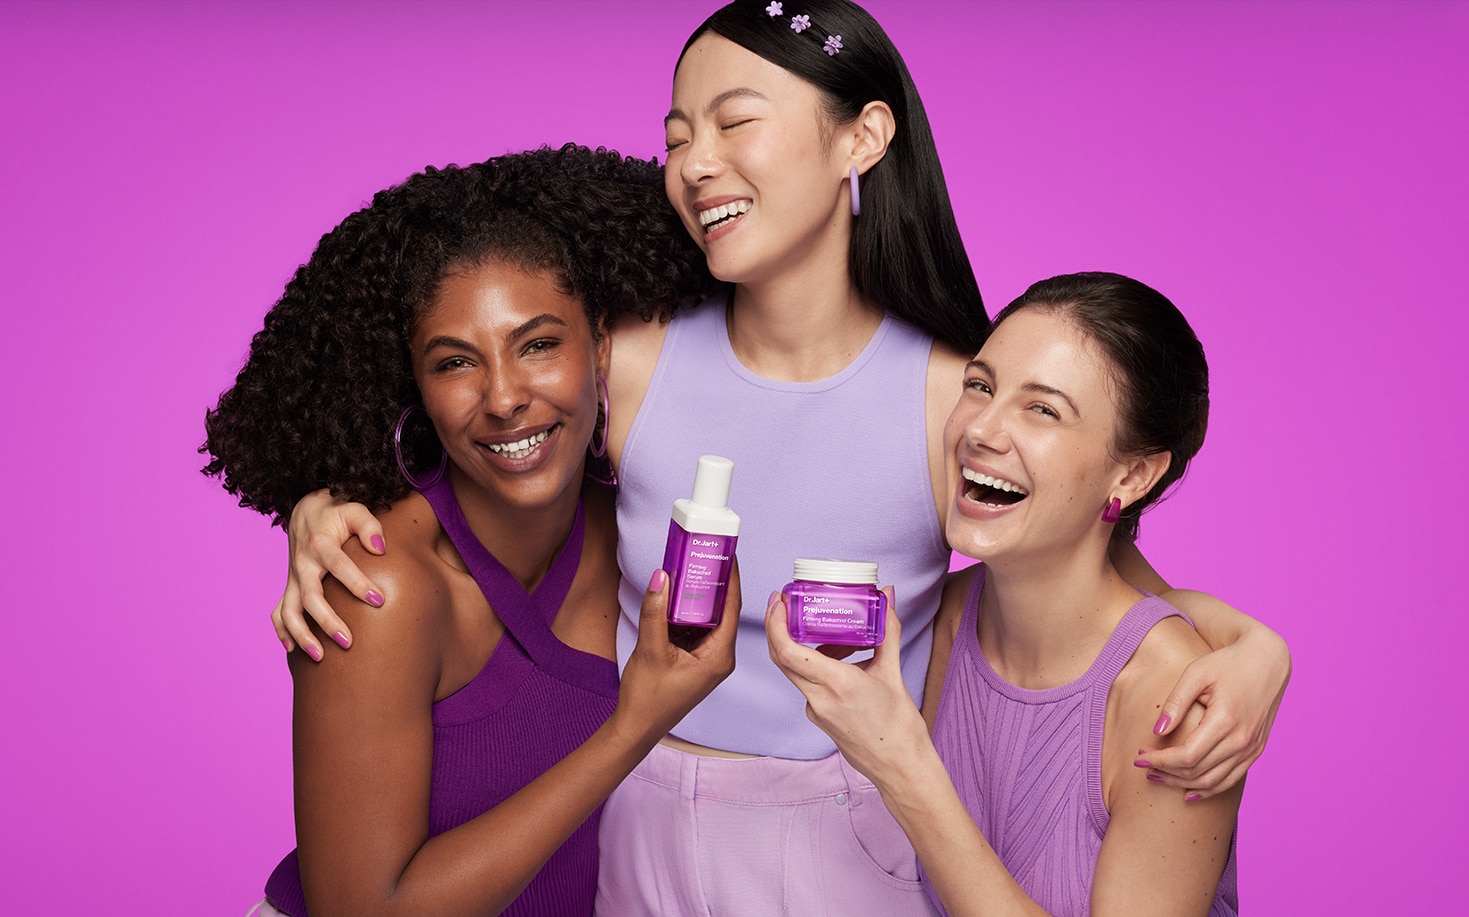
2, 1, 1464, 912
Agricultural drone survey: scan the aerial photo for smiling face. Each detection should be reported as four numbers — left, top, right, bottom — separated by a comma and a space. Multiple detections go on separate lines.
411, 260, 607, 515
664, 33, 852, 286
943, 308, 1159, 566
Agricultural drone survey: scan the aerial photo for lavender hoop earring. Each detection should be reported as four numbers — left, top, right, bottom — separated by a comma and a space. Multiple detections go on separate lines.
394, 405, 447, 491
1102, 497, 1122, 524
849, 166, 861, 217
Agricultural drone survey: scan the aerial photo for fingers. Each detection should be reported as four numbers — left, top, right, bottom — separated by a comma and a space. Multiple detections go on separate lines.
693, 560, 741, 667
869, 586, 902, 671
341, 502, 387, 556
1152, 665, 1207, 738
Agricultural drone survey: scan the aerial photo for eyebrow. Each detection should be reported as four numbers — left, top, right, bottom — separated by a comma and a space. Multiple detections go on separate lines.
665, 87, 769, 126
421, 314, 570, 354
967, 360, 1081, 416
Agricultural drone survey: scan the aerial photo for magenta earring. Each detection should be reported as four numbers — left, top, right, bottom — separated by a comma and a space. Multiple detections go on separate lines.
849, 166, 861, 216
1102, 497, 1122, 524
394, 405, 448, 491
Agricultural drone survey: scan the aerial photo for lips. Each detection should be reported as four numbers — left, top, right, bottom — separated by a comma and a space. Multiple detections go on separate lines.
476, 423, 558, 467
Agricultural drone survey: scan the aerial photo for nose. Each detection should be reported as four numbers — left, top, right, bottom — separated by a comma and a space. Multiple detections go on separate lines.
679, 128, 724, 186
482, 362, 531, 419
961, 400, 1011, 455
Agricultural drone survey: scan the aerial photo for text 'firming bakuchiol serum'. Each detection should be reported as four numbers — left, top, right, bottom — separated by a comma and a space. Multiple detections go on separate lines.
662, 455, 739, 627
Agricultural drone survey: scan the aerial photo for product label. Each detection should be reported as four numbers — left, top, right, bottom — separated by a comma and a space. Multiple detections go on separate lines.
785, 582, 886, 647
662, 522, 737, 626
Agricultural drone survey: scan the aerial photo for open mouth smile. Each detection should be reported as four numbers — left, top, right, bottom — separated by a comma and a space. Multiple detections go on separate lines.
961, 468, 1029, 507
483, 427, 552, 461
697, 199, 750, 234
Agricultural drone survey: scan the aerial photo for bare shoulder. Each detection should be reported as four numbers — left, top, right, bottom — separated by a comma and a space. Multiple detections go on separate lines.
316, 492, 452, 666
606, 312, 672, 465
1112, 608, 1213, 735
924, 341, 970, 531
921, 562, 980, 726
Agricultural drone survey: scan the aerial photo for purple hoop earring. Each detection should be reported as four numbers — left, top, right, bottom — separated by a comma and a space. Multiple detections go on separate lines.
590, 373, 610, 459
584, 374, 618, 487
394, 405, 447, 491
1101, 497, 1122, 524
849, 166, 861, 217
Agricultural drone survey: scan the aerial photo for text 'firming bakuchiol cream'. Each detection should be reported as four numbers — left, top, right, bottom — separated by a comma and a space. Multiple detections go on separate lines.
783, 558, 887, 646
662, 455, 739, 627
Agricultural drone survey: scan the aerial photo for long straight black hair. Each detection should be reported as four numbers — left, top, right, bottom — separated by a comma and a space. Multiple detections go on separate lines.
680, 0, 988, 354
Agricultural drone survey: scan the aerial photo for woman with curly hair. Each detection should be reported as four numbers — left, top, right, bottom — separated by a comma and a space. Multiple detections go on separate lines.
203, 145, 737, 917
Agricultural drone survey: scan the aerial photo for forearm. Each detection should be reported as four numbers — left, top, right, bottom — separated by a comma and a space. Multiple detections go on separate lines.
1165, 589, 1283, 655
307, 708, 659, 917
874, 749, 1049, 917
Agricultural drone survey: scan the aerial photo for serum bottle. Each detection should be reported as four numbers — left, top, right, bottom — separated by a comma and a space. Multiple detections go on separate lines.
783, 559, 887, 647
662, 455, 740, 627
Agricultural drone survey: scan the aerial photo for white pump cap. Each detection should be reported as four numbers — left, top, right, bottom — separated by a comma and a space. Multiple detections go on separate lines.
689, 455, 735, 508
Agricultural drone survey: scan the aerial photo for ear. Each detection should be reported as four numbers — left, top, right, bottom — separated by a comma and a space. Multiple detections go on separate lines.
1115, 450, 1171, 510
844, 100, 896, 175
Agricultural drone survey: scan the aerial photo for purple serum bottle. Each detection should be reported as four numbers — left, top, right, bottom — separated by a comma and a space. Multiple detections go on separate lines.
783, 559, 887, 647
662, 455, 740, 627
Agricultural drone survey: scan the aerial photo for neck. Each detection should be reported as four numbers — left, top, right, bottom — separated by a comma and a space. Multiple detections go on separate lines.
447, 467, 581, 591
726, 229, 884, 382
976, 540, 1142, 690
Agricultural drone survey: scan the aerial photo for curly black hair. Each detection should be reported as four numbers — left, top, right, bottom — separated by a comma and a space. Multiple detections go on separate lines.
201, 144, 712, 524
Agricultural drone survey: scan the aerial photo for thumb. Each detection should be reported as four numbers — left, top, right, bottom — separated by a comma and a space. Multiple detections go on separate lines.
869, 586, 902, 674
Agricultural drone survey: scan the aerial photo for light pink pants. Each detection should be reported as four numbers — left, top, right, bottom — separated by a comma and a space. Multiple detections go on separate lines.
595, 743, 939, 916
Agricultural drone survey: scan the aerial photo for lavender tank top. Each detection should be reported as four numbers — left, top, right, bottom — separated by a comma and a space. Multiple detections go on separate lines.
925, 566, 1239, 915
616, 292, 949, 758
265, 476, 618, 916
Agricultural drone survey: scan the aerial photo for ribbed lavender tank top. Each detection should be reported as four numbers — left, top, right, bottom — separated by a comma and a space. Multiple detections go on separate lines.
616, 292, 949, 758
925, 566, 1239, 916
265, 476, 618, 916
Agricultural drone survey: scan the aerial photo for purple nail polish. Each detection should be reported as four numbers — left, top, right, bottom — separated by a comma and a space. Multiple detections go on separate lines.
366, 589, 384, 607
332, 631, 350, 649
1146, 773, 1164, 783
1185, 792, 1202, 803
1154, 712, 1171, 734
371, 534, 385, 553
305, 644, 322, 662
1134, 758, 1151, 768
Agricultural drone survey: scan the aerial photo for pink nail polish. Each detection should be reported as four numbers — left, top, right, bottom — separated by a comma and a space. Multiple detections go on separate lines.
1146, 773, 1163, 783
366, 589, 384, 607
332, 631, 350, 649
767, 590, 782, 609
648, 569, 668, 593
371, 534, 385, 552
280, 638, 292, 652
305, 644, 322, 662
1185, 792, 1202, 802
1153, 712, 1171, 734
1134, 758, 1151, 768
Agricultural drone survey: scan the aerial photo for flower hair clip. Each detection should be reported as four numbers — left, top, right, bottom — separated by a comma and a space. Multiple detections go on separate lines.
766, 6, 844, 56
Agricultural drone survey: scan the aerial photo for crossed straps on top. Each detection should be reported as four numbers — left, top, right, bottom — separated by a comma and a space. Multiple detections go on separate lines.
418, 474, 615, 695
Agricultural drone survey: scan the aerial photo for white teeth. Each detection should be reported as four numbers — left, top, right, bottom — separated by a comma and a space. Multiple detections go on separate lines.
698, 199, 751, 227
487, 429, 550, 458
961, 468, 1029, 496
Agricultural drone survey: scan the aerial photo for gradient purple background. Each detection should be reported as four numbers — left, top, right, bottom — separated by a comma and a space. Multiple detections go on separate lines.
2, 1, 1463, 912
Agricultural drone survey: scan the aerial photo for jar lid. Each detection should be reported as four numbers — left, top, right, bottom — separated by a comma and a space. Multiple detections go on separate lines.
792, 558, 879, 584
